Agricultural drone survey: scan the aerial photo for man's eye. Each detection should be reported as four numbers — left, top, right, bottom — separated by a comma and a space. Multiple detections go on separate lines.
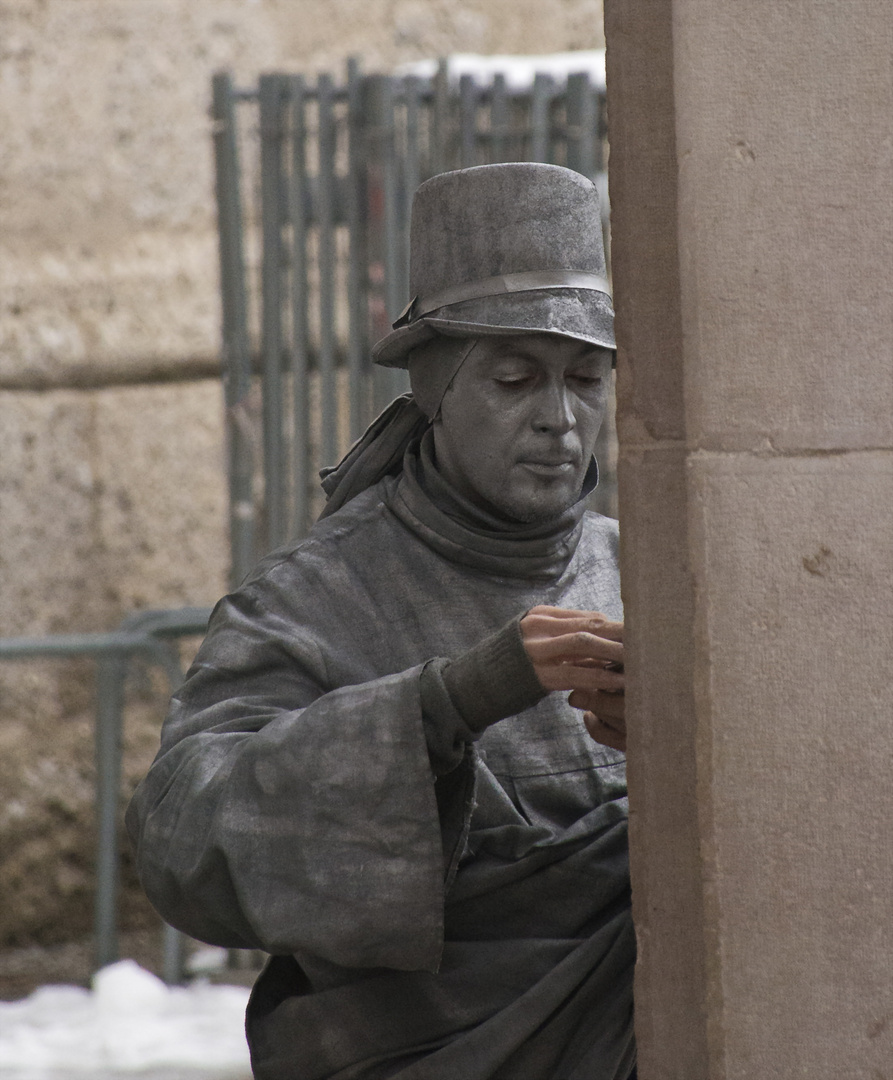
494, 375, 532, 387
570, 374, 603, 388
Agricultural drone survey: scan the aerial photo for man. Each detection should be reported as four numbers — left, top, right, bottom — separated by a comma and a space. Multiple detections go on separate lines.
127, 163, 635, 1079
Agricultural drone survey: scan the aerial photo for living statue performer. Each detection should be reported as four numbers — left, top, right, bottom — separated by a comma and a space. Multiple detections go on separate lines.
128, 163, 636, 1080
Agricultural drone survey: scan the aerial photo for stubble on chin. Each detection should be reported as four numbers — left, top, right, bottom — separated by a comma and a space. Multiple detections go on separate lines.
491, 478, 582, 524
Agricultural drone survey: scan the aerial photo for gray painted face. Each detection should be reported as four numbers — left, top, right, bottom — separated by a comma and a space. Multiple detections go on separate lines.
432, 334, 613, 523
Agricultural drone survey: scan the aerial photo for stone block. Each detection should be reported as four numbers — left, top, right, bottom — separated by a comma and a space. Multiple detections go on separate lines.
0, 391, 104, 721
0, 234, 220, 388
617, 443, 709, 1079
687, 450, 893, 1076
673, 1, 893, 453
605, 0, 686, 447
0, 381, 228, 719
0, 696, 179, 947
91, 381, 229, 610
0, 392, 100, 636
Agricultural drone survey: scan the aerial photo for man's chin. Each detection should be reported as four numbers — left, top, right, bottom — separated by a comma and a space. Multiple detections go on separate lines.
491, 486, 581, 524
509, 504, 577, 525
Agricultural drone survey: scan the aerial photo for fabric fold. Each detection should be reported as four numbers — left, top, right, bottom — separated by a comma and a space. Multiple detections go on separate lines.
319, 395, 429, 520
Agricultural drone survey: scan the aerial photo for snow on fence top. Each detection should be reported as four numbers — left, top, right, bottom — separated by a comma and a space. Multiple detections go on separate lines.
395, 51, 606, 91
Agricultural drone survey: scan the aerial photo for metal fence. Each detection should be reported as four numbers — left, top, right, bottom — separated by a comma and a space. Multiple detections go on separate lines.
0, 608, 212, 978
213, 59, 614, 586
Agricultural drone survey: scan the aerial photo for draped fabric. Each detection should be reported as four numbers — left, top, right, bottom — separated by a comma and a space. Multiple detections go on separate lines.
406, 336, 480, 419
319, 336, 477, 520
127, 437, 635, 1080
319, 395, 429, 520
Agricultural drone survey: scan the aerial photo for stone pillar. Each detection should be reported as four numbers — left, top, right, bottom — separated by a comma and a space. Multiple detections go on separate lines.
605, 2, 893, 1077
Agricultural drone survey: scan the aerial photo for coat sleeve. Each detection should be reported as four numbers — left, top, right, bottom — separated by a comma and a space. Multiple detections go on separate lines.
125, 580, 471, 973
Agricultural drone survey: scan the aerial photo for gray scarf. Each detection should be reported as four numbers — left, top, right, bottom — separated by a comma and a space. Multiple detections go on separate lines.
318, 337, 478, 519
386, 428, 597, 580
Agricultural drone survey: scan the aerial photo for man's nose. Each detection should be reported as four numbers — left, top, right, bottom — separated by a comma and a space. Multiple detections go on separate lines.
532, 380, 576, 433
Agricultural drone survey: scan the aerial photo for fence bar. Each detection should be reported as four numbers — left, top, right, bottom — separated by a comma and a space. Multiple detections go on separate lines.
93, 653, 127, 970
346, 59, 368, 440
289, 76, 311, 537
212, 73, 255, 588
401, 76, 421, 304
0, 633, 156, 658
0, 609, 210, 981
431, 58, 449, 174
116, 607, 212, 638
317, 73, 339, 471
490, 73, 508, 163
381, 78, 402, 325
259, 74, 287, 548
530, 73, 553, 163
596, 87, 608, 174
459, 74, 477, 169
0, 616, 210, 664
162, 923, 187, 986
370, 76, 404, 413
566, 72, 596, 179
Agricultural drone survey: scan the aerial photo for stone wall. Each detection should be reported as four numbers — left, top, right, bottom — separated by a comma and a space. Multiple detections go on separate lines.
606, 0, 893, 1074
0, 0, 605, 946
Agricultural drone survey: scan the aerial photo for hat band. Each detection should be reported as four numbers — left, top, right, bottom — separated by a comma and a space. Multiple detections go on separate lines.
392, 269, 612, 330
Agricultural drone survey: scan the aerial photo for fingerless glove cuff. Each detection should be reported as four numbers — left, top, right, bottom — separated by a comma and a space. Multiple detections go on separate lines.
440, 613, 548, 732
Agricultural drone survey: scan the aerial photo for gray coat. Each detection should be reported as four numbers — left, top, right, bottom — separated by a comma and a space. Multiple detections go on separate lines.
127, 457, 635, 1080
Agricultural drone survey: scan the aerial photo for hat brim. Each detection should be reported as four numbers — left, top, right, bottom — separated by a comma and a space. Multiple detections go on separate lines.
372, 288, 615, 369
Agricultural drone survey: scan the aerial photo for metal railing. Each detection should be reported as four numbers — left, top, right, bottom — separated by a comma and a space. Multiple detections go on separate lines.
212, 58, 614, 584
0, 607, 212, 981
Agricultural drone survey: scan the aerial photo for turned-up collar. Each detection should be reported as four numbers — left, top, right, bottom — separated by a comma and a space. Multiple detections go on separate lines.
384, 428, 597, 581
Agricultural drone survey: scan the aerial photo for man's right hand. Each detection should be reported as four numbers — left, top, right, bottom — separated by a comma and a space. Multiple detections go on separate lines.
520, 605, 626, 751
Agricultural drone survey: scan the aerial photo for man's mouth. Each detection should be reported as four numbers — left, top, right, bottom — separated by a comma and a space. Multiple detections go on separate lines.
518, 459, 576, 476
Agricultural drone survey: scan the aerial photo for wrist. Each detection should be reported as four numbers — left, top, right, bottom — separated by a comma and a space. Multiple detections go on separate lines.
442, 614, 548, 732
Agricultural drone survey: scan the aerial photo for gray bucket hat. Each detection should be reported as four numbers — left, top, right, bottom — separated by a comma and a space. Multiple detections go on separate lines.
372, 162, 614, 368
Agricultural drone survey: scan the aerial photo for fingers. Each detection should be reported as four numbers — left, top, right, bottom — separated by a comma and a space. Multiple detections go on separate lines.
525, 606, 624, 642
522, 607, 628, 751
520, 607, 626, 695
568, 689, 625, 725
522, 611, 624, 690
535, 663, 625, 694
527, 605, 585, 617
583, 712, 627, 752
526, 630, 623, 666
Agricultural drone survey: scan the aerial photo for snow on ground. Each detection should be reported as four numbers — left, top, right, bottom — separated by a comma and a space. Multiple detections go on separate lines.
396, 50, 606, 90
0, 960, 252, 1080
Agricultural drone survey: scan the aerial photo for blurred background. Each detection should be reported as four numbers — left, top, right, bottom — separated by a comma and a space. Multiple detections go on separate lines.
0, 0, 610, 1053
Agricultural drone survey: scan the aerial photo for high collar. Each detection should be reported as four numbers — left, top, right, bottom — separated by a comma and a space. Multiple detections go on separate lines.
383, 428, 597, 581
